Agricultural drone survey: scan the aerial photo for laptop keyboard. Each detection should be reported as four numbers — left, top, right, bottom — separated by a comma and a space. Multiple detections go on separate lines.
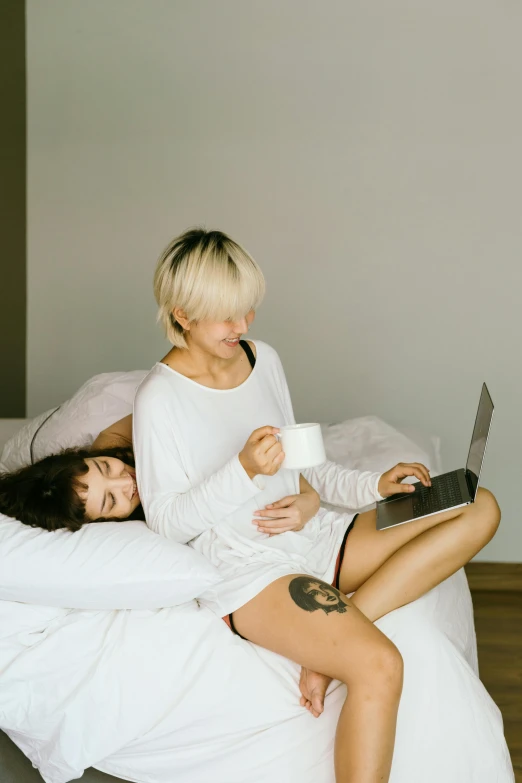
412, 472, 464, 517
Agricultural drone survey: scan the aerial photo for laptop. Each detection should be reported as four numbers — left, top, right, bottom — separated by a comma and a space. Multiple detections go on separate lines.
376, 383, 494, 530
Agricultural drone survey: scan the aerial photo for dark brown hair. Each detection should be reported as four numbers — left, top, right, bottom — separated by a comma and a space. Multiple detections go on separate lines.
0, 446, 143, 532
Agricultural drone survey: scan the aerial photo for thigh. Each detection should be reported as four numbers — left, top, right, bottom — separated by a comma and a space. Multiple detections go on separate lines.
231, 573, 397, 685
338, 505, 467, 595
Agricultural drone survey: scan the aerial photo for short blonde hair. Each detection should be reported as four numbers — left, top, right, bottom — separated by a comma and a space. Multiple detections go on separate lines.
153, 228, 266, 348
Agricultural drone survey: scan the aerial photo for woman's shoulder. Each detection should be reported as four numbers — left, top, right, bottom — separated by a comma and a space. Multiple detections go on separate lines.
134, 363, 180, 409
249, 339, 285, 373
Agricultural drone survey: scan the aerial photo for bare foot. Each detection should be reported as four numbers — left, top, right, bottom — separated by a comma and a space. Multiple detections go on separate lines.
299, 666, 333, 718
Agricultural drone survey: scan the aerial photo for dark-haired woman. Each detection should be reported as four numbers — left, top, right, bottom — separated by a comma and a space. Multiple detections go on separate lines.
0, 416, 143, 532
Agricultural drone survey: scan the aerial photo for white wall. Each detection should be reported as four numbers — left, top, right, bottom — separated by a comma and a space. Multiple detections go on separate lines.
27, 0, 522, 561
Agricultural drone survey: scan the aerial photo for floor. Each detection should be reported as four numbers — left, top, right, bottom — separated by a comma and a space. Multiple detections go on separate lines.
471, 589, 522, 782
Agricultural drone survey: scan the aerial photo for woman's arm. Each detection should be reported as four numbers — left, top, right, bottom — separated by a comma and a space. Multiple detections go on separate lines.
299, 473, 319, 500
91, 414, 133, 450
133, 381, 263, 544
302, 461, 383, 510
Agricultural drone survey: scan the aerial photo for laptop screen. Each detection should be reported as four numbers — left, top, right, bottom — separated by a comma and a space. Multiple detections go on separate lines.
466, 383, 494, 499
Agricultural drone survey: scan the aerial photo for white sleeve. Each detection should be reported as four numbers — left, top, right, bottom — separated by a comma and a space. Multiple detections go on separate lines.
271, 348, 384, 509
133, 383, 262, 545
302, 461, 384, 509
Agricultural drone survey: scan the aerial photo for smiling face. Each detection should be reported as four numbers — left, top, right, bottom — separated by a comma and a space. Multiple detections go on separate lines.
175, 309, 257, 358
78, 457, 140, 521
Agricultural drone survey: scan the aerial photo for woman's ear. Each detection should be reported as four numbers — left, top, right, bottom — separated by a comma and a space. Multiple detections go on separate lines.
172, 307, 190, 331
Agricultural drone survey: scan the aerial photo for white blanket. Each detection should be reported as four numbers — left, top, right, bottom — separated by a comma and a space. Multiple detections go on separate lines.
0, 571, 513, 783
0, 406, 514, 782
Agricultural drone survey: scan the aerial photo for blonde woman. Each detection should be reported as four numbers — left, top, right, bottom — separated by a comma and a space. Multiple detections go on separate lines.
133, 228, 500, 783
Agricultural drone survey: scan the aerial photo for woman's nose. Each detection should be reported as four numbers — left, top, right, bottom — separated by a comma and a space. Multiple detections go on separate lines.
234, 317, 249, 333
111, 475, 133, 493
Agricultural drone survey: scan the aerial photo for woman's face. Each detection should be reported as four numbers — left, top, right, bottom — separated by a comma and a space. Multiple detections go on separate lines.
181, 310, 256, 355
79, 457, 140, 521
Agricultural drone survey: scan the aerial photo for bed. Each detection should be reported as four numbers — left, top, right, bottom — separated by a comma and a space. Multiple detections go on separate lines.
0, 375, 515, 783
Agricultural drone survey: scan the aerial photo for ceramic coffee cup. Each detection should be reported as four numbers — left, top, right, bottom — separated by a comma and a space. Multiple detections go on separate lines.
276, 423, 326, 470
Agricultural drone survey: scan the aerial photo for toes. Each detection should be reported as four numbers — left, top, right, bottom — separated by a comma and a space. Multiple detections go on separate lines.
310, 692, 324, 715
299, 667, 330, 717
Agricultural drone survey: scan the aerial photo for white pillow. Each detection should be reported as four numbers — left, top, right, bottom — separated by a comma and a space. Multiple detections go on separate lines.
0, 514, 222, 610
0, 371, 225, 610
0, 370, 147, 472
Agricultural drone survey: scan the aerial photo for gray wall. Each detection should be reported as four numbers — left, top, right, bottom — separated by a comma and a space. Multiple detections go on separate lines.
0, 0, 26, 416
26, 1, 522, 561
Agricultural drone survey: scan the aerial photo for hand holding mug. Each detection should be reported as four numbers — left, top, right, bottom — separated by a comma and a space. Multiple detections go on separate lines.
239, 422, 327, 480
239, 426, 284, 479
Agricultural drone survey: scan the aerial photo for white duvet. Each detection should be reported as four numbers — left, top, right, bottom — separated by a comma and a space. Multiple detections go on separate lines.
0, 571, 513, 783
0, 397, 515, 782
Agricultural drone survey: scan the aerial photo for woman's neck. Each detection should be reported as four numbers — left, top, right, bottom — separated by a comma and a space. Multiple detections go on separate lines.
161, 341, 253, 389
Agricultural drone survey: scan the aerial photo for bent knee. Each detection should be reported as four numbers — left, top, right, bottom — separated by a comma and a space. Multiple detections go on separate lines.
372, 640, 404, 690
344, 637, 403, 696
473, 487, 501, 539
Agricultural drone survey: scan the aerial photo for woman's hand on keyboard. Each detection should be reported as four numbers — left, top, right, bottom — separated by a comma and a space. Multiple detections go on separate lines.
378, 463, 432, 498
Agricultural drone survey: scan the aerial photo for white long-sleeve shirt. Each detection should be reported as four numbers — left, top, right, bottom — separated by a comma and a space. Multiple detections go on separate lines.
133, 340, 383, 616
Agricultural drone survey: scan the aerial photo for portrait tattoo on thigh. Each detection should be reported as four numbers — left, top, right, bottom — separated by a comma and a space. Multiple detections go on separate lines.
288, 576, 351, 616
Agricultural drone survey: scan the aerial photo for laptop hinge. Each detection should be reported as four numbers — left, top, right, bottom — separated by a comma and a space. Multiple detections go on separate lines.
464, 469, 476, 501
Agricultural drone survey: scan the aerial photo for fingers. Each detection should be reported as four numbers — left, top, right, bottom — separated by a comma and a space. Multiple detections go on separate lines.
247, 433, 284, 476
250, 426, 280, 443
392, 462, 431, 486
265, 439, 284, 461
241, 427, 285, 478
254, 516, 296, 531
259, 523, 295, 533
261, 440, 285, 474
393, 483, 416, 494
254, 496, 296, 513
253, 513, 298, 534
252, 509, 287, 520
253, 510, 287, 520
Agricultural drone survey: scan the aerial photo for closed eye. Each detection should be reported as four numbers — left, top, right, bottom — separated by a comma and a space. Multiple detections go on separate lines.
101, 461, 115, 511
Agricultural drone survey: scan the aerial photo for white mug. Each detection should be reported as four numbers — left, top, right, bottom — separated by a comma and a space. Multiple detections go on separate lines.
276, 423, 326, 470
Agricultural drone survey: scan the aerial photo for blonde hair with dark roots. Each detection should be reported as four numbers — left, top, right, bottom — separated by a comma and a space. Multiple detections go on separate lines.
153, 227, 266, 348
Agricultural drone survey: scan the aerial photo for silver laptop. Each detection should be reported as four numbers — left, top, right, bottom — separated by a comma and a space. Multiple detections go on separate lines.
376, 383, 494, 530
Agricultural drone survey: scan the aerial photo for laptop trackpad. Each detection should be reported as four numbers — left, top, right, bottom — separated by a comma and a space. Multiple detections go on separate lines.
376, 495, 415, 530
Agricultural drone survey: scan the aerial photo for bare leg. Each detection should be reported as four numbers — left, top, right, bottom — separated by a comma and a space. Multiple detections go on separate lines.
342, 487, 500, 621
300, 487, 500, 715
232, 574, 403, 783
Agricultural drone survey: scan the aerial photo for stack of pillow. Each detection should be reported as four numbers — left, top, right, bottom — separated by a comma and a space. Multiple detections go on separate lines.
0, 370, 223, 612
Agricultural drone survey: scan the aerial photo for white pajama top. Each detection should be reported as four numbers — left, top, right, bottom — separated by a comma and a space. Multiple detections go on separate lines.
133, 340, 384, 617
